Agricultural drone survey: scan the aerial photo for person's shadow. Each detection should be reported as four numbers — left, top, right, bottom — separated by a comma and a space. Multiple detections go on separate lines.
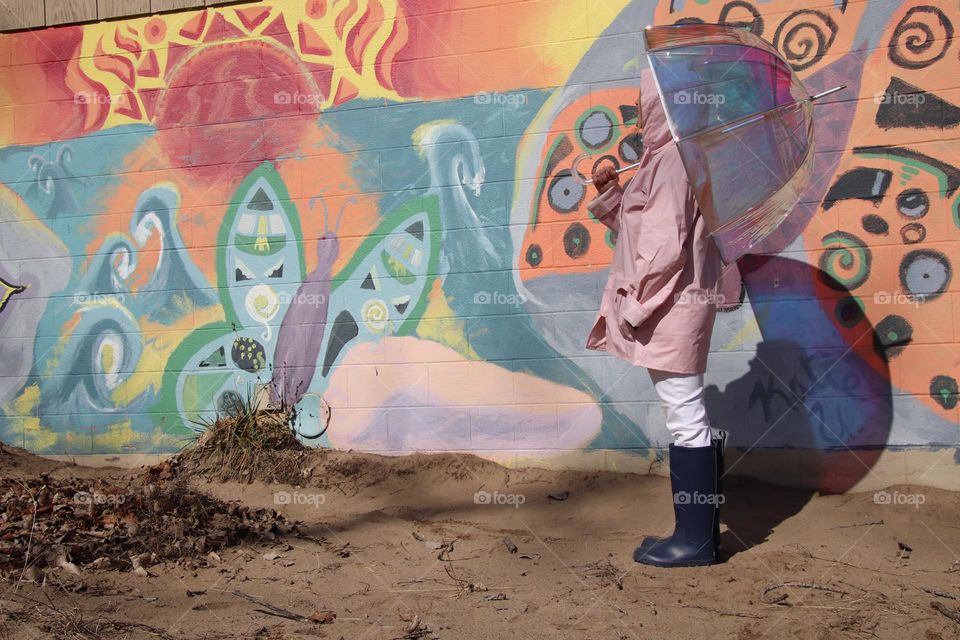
705, 254, 893, 558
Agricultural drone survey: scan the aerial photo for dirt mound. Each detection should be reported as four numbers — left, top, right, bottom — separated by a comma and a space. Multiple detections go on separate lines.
0, 471, 296, 584
177, 442, 516, 495
176, 443, 311, 486
298, 449, 507, 488
0, 442, 65, 477
173, 403, 510, 491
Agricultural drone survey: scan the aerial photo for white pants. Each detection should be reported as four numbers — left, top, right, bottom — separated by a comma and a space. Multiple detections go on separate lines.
648, 369, 712, 448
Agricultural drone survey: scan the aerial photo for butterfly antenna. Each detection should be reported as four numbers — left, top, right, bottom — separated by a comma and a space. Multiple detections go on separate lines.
335, 197, 357, 235
310, 194, 330, 236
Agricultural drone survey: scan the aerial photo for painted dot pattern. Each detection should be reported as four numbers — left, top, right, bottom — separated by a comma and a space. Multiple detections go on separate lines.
231, 336, 266, 372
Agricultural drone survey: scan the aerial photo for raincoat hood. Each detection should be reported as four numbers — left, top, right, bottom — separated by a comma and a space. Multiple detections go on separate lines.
639, 68, 673, 155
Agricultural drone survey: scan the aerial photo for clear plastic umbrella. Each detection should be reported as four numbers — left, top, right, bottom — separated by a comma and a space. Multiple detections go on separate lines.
643, 23, 843, 264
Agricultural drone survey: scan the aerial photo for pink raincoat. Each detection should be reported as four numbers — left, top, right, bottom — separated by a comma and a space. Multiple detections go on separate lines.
585, 70, 722, 374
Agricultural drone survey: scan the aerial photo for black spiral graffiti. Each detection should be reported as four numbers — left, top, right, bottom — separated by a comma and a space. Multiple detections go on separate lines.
773, 10, 838, 72
888, 6, 954, 70
719, 1, 764, 36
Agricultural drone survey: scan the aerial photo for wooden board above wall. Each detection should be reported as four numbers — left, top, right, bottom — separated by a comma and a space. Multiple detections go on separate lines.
0, 0, 258, 31
150, 0, 205, 12
48, 0, 98, 25
0, 0, 44, 30
98, 0, 152, 20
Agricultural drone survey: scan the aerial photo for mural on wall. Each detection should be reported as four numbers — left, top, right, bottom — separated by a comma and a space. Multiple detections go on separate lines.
0, 0, 956, 484
808, 2, 960, 423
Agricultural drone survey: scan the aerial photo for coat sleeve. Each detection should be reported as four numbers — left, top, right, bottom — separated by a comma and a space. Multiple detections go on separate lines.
585, 183, 623, 233
618, 153, 696, 328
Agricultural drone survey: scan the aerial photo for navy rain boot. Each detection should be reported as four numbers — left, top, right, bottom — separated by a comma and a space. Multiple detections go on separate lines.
633, 431, 726, 559
633, 442, 718, 567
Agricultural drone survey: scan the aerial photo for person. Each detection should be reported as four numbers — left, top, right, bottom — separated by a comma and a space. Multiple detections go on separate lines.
585, 68, 725, 567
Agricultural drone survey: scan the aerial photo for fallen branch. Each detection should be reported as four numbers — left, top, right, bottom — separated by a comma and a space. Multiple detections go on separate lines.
931, 601, 960, 625
441, 563, 492, 596
231, 590, 310, 622
921, 587, 960, 601
831, 520, 884, 530
394, 613, 433, 639
762, 582, 847, 605
680, 604, 765, 619
345, 582, 372, 598
443, 563, 472, 594
2, 591, 176, 639
784, 543, 923, 578
13, 479, 38, 592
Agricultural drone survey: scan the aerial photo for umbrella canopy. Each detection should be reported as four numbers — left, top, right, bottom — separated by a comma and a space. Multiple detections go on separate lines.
643, 23, 828, 264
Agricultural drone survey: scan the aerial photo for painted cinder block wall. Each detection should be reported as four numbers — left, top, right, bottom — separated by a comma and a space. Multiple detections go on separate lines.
0, 0, 957, 492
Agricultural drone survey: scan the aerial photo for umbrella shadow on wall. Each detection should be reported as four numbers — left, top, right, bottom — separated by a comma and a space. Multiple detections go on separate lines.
705, 254, 893, 558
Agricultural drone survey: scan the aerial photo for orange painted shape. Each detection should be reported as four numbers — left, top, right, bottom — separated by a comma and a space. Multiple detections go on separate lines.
94, 39, 136, 87
334, 0, 359, 39
179, 10, 209, 41
113, 89, 142, 120
346, 2, 384, 75
114, 28, 141, 56
236, 6, 272, 31
206, 13, 248, 42
305, 0, 326, 20
144, 17, 167, 45
138, 50, 160, 78
374, 14, 408, 93
298, 22, 333, 57
332, 77, 359, 106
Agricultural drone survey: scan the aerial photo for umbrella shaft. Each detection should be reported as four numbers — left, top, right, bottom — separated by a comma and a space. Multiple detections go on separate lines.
809, 85, 846, 101
575, 160, 643, 185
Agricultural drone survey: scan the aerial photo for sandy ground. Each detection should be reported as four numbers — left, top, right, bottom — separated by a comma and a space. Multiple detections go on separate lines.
2, 442, 960, 640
